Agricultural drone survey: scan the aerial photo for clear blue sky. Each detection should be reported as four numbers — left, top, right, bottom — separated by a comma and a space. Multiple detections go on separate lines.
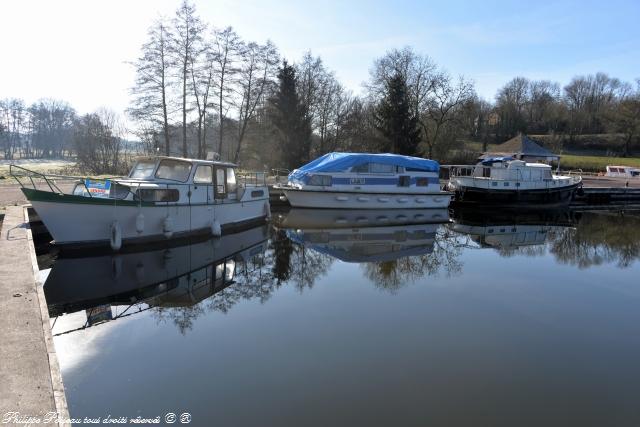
2, 0, 638, 116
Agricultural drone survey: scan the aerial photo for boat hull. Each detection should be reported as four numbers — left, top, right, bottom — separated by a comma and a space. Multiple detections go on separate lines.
23, 188, 269, 247
274, 208, 449, 229
281, 188, 452, 209
452, 182, 580, 207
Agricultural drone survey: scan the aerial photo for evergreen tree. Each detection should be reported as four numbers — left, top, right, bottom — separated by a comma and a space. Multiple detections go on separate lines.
270, 61, 312, 169
374, 72, 421, 156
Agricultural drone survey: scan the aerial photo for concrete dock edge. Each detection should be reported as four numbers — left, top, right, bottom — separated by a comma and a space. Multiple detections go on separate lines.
24, 206, 70, 427
0, 205, 69, 427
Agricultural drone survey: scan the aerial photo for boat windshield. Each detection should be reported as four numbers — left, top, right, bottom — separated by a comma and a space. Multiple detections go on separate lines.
155, 159, 193, 182
129, 160, 157, 179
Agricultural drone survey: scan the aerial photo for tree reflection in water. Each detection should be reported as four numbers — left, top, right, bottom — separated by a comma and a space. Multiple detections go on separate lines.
549, 212, 640, 269
152, 228, 334, 333
71, 211, 640, 334
361, 226, 464, 293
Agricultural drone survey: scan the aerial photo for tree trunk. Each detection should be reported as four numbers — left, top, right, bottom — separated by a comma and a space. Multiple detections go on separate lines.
182, 59, 188, 157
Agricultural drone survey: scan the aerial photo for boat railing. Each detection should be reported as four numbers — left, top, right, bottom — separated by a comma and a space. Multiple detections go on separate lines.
237, 171, 267, 187
271, 168, 290, 184
10, 164, 93, 195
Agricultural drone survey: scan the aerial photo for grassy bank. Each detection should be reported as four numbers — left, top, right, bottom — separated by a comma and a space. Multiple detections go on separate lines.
559, 155, 640, 172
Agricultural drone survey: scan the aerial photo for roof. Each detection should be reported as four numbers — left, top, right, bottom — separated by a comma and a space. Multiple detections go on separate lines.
135, 156, 237, 168
483, 134, 559, 159
288, 152, 439, 183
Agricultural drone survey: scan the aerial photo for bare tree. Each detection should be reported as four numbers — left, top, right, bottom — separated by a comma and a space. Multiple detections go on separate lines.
74, 109, 126, 175
171, 0, 205, 157
610, 79, 640, 156
367, 47, 439, 118
233, 40, 279, 163
129, 19, 173, 155
421, 75, 475, 159
28, 99, 75, 158
189, 32, 216, 158
212, 26, 242, 158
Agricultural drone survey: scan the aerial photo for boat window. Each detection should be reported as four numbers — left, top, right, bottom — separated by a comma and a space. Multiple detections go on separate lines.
155, 159, 192, 182
416, 177, 429, 186
482, 167, 491, 178
135, 188, 179, 202
309, 174, 332, 186
370, 163, 396, 173
398, 176, 411, 187
543, 169, 552, 179
193, 165, 213, 184
215, 168, 226, 198
351, 163, 369, 173
226, 168, 237, 193
109, 183, 131, 199
129, 160, 157, 179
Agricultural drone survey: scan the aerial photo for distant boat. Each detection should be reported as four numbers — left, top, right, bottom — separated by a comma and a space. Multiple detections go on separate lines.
13, 156, 270, 250
605, 165, 640, 178
274, 152, 452, 209
447, 157, 581, 207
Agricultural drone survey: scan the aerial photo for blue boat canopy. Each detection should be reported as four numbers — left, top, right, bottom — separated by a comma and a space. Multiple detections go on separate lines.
288, 152, 439, 184
481, 156, 515, 166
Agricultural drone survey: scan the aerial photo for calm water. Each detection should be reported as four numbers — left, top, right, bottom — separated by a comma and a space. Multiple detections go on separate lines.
43, 208, 640, 426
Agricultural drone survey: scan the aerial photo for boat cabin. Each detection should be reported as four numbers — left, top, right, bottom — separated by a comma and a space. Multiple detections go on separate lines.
286, 152, 441, 193
472, 158, 553, 182
73, 156, 250, 204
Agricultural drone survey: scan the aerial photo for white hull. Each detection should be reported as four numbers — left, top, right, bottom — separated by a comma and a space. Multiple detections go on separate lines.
31, 198, 269, 246
275, 208, 449, 229
282, 188, 452, 209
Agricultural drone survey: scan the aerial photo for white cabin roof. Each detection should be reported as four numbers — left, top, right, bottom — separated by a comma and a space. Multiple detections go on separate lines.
135, 156, 237, 168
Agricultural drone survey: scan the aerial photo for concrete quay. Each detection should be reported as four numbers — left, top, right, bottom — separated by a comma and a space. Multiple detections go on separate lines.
0, 206, 69, 426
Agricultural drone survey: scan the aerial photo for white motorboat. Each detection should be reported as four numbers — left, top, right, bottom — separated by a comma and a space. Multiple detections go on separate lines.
447, 157, 582, 207
13, 156, 270, 249
274, 152, 452, 209
605, 165, 640, 178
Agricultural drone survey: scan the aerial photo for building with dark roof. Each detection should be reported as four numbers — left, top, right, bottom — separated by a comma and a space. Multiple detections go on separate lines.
480, 134, 560, 163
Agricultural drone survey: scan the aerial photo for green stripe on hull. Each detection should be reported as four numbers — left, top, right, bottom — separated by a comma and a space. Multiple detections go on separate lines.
21, 188, 154, 207
21, 188, 268, 207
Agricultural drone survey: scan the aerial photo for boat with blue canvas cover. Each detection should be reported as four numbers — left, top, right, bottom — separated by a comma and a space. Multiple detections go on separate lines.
275, 152, 452, 209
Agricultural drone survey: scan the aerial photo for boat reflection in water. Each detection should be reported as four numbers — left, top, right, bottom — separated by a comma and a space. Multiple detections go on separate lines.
274, 208, 449, 263
273, 208, 463, 292
449, 208, 578, 255
44, 225, 269, 335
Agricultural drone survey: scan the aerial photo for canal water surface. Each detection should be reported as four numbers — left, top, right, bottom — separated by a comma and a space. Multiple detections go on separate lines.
41, 209, 640, 426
